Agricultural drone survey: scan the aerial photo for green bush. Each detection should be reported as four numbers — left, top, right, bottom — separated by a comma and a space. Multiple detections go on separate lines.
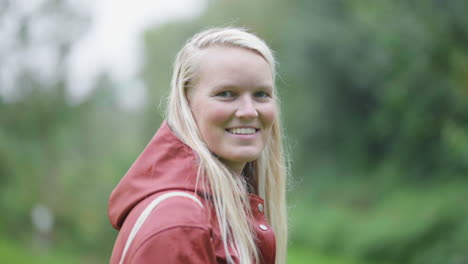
290, 180, 468, 264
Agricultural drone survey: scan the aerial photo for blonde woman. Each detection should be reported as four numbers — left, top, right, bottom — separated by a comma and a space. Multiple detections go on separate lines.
108, 27, 288, 264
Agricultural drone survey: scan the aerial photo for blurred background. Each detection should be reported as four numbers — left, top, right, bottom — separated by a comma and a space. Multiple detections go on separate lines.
1, 0, 468, 263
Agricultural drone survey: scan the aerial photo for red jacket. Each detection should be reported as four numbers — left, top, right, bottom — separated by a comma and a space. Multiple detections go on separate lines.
108, 121, 276, 263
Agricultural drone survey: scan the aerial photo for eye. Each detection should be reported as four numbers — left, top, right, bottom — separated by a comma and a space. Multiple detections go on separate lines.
254, 91, 270, 98
216, 91, 234, 98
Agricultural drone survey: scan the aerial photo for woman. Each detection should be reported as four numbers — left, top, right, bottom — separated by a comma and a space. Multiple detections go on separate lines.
108, 27, 288, 264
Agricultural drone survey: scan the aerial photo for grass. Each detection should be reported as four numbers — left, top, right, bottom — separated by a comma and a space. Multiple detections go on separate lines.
0, 238, 82, 264
288, 246, 376, 264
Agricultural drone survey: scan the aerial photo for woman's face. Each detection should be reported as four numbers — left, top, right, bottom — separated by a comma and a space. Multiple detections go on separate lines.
187, 46, 277, 174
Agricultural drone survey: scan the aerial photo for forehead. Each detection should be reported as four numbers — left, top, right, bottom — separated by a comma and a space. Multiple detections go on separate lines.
194, 46, 274, 88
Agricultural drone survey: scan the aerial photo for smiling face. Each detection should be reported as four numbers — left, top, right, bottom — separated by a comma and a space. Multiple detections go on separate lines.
187, 46, 277, 175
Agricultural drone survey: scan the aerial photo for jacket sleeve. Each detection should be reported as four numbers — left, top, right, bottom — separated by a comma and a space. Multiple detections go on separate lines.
128, 225, 217, 263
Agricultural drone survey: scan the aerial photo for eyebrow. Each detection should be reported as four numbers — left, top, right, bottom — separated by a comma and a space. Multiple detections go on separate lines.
211, 83, 274, 92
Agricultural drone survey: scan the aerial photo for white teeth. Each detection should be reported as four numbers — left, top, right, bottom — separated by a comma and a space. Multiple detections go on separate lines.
228, 128, 256, 135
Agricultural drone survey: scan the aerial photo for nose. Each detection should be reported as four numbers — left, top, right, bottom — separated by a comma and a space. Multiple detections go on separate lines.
235, 96, 258, 119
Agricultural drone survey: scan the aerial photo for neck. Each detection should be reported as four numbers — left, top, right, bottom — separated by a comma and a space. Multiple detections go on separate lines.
221, 160, 246, 177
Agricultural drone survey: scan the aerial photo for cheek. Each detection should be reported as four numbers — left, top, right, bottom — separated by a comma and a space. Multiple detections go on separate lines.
194, 104, 233, 147
261, 103, 277, 128
212, 109, 231, 125
202, 103, 233, 127
198, 108, 231, 154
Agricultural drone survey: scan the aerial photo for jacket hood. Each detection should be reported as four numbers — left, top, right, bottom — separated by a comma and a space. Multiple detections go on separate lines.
108, 121, 207, 230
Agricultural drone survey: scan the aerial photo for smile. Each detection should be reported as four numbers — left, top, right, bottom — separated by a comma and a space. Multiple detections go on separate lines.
226, 128, 259, 135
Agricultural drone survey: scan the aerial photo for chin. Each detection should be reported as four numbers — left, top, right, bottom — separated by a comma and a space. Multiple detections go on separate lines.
228, 152, 262, 163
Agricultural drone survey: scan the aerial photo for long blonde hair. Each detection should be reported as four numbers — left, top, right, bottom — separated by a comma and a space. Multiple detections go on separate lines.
166, 27, 287, 264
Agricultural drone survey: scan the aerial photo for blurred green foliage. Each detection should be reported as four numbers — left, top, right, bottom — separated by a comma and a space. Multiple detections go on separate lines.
0, 237, 80, 264
1, 0, 468, 263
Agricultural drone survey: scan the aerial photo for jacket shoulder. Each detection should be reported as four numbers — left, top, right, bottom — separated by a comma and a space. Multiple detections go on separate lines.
129, 192, 210, 234
129, 225, 217, 263
123, 193, 215, 263
144, 192, 210, 230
